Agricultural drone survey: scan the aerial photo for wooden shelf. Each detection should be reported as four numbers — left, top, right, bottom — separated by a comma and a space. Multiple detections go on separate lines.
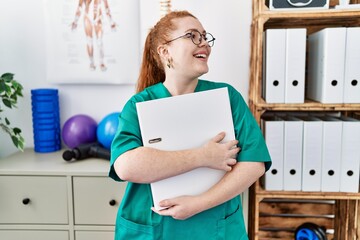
256, 189, 360, 201
248, 1, 360, 239
261, 8, 360, 19
254, 98, 360, 112
261, 10, 360, 31
253, 0, 360, 20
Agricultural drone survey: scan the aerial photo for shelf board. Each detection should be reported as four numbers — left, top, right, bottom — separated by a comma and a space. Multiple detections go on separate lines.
253, 98, 360, 112
256, 188, 360, 200
258, 8, 360, 29
262, 8, 360, 18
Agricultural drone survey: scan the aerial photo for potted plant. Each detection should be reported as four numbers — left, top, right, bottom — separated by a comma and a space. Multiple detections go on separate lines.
0, 73, 24, 151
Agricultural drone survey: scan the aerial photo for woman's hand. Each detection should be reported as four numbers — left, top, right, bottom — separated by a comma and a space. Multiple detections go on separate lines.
199, 132, 240, 171
151, 195, 202, 220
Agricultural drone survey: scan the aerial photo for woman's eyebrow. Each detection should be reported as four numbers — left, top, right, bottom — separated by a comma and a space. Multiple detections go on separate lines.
185, 28, 206, 34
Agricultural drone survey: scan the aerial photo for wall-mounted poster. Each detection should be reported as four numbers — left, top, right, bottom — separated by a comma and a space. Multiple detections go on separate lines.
43, 0, 140, 84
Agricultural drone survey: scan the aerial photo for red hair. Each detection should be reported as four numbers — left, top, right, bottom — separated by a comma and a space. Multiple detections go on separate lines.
136, 11, 196, 93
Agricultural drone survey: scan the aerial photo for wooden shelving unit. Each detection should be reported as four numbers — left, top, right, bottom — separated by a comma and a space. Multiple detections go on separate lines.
248, 1, 360, 239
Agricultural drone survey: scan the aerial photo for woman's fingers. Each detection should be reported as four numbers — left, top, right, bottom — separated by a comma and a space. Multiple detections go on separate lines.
225, 139, 239, 149
227, 158, 237, 166
230, 146, 241, 156
212, 132, 226, 143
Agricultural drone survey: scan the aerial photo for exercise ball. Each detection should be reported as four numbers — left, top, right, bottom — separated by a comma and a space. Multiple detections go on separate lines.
97, 112, 120, 149
62, 114, 97, 148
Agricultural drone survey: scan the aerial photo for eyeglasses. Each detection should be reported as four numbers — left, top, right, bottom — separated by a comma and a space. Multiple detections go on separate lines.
165, 30, 216, 47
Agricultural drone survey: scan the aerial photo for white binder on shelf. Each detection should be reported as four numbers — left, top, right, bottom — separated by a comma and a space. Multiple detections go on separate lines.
320, 116, 342, 192
283, 116, 303, 191
263, 29, 286, 103
261, 115, 284, 191
285, 28, 307, 104
300, 117, 323, 192
343, 27, 360, 103
136, 88, 235, 210
307, 28, 347, 103
339, 116, 360, 193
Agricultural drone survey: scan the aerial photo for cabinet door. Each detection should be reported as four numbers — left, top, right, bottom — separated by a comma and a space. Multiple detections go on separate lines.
73, 176, 126, 225
0, 176, 68, 224
75, 231, 114, 240
0, 230, 69, 240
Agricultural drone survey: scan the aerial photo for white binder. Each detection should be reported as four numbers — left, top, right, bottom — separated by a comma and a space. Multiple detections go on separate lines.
263, 29, 286, 103
262, 115, 284, 191
285, 28, 306, 103
343, 27, 360, 103
300, 117, 323, 192
283, 116, 303, 191
307, 28, 347, 103
339, 116, 360, 192
136, 88, 235, 210
320, 117, 342, 192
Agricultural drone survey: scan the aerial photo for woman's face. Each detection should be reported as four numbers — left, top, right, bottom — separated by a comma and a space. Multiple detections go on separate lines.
166, 17, 212, 79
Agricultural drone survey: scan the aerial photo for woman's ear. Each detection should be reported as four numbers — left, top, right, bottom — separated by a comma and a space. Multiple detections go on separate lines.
157, 44, 169, 60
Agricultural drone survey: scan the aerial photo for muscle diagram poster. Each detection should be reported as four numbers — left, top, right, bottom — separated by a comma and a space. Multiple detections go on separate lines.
43, 0, 140, 84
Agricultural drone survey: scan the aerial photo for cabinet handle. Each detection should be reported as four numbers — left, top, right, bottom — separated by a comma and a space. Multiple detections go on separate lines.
22, 198, 30, 205
109, 199, 117, 206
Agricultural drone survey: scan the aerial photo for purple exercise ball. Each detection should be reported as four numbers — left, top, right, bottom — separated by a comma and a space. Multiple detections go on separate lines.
62, 114, 97, 148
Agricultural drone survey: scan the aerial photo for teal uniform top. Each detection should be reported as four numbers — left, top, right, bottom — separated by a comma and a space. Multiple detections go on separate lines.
109, 80, 271, 240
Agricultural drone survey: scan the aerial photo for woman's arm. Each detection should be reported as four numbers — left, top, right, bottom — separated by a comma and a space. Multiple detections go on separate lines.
114, 132, 240, 183
152, 161, 265, 220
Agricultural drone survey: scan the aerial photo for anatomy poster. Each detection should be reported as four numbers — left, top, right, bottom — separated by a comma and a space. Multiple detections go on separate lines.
43, 0, 140, 84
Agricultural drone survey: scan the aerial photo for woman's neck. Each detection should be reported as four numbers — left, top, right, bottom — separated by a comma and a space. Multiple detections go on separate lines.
163, 77, 199, 96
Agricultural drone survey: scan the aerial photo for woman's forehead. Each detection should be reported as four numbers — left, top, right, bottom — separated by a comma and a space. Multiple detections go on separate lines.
172, 17, 205, 33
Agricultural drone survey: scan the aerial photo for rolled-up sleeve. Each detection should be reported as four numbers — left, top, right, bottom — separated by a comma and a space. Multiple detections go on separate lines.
109, 99, 143, 181
228, 86, 272, 171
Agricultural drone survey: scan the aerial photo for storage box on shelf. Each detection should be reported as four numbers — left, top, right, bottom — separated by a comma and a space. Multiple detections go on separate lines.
248, 1, 360, 239
0, 149, 126, 240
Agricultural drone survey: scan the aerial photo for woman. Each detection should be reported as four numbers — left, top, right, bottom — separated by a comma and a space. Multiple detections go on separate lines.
109, 10, 271, 240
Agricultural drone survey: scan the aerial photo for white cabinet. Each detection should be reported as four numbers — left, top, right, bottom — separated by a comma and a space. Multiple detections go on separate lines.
73, 176, 125, 225
0, 230, 69, 240
75, 231, 114, 240
0, 176, 68, 224
0, 149, 126, 240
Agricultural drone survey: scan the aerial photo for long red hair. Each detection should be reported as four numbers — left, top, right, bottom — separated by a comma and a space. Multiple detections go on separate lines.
136, 11, 196, 93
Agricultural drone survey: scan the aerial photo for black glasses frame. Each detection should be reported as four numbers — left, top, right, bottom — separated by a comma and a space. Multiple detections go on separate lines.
165, 30, 215, 47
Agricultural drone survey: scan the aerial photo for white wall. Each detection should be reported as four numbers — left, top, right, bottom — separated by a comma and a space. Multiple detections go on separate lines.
0, 0, 252, 158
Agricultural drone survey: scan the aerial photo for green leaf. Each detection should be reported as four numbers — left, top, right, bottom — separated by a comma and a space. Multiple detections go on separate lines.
15, 88, 23, 97
5, 117, 10, 125
4, 84, 11, 95
0, 81, 6, 94
18, 140, 24, 151
12, 81, 19, 89
10, 94, 18, 102
11, 135, 19, 146
13, 127, 22, 134
2, 98, 12, 108
1, 73, 14, 80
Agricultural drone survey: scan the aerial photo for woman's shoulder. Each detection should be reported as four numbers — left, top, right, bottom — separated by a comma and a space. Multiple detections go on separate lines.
199, 79, 233, 89
198, 80, 239, 96
128, 83, 163, 104
198, 80, 246, 105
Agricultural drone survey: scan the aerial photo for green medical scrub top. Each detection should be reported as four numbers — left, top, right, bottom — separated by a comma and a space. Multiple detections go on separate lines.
109, 80, 271, 240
